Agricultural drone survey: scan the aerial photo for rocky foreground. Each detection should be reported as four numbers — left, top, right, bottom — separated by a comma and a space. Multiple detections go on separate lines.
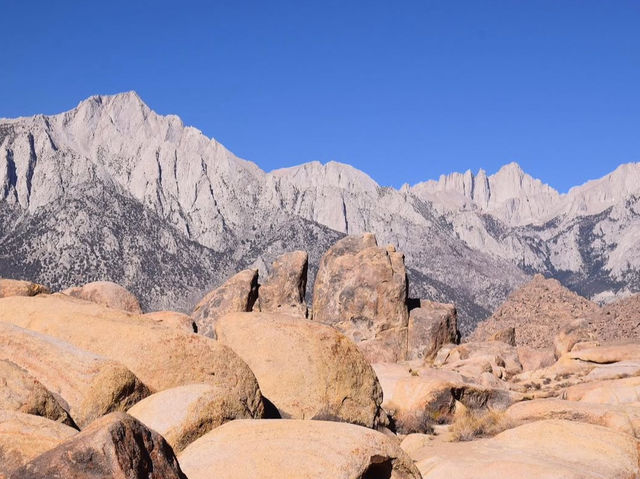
2, 233, 640, 478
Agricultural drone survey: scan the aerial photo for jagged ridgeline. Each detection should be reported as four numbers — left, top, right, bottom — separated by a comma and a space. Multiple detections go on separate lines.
1, 92, 639, 333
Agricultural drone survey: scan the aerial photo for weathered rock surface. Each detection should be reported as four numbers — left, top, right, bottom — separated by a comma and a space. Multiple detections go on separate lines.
0, 360, 74, 427
178, 419, 420, 479
143, 311, 197, 332
61, 280, 143, 313
0, 294, 264, 418
128, 383, 259, 452
0, 322, 149, 428
0, 411, 76, 479
516, 346, 555, 372
0, 279, 49, 298
564, 376, 640, 405
258, 250, 308, 317
567, 343, 640, 364
435, 341, 522, 380
10, 412, 187, 479
191, 269, 259, 338
471, 274, 600, 348
411, 419, 640, 478
408, 300, 459, 360
312, 234, 409, 362
216, 311, 383, 428
488, 327, 516, 346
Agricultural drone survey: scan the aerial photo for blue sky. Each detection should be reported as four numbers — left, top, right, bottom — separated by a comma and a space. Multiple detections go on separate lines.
2, 1, 638, 192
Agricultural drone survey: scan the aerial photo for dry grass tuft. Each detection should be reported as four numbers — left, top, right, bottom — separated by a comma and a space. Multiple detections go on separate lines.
450, 408, 513, 441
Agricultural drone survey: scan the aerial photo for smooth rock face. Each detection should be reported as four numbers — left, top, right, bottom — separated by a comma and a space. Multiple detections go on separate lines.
11, 412, 187, 479
408, 300, 459, 360
0, 411, 76, 478
312, 234, 409, 362
0, 360, 75, 427
411, 419, 640, 479
517, 346, 555, 372
128, 383, 259, 452
258, 250, 308, 317
178, 419, 421, 479
564, 376, 640, 405
191, 269, 259, 338
62, 280, 143, 313
143, 311, 197, 332
0, 294, 264, 419
0, 279, 49, 298
0, 322, 149, 428
216, 311, 384, 428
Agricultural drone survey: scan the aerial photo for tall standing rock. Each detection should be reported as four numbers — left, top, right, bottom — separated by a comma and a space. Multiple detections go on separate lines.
312, 234, 409, 362
407, 299, 459, 360
191, 269, 259, 338
61, 280, 143, 314
258, 251, 308, 317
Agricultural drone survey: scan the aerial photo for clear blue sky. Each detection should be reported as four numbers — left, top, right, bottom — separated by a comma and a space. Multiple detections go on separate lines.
2, 1, 639, 192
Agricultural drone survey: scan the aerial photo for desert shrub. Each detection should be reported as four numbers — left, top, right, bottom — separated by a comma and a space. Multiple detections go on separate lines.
392, 409, 436, 434
450, 408, 513, 441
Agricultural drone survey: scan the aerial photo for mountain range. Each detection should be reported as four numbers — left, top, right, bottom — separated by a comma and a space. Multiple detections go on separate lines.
1, 91, 638, 334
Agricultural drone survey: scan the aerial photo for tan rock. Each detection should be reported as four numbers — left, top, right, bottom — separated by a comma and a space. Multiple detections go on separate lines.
564, 376, 640, 405
0, 411, 76, 478
553, 318, 591, 359
488, 327, 516, 346
0, 279, 49, 298
143, 311, 196, 332
0, 322, 149, 428
258, 250, 308, 317
0, 359, 74, 427
411, 420, 640, 479
0, 294, 264, 419
567, 343, 640, 363
61, 280, 143, 313
516, 346, 555, 372
10, 413, 187, 479
128, 383, 259, 452
436, 341, 522, 379
408, 299, 459, 361
216, 311, 383, 428
584, 360, 640, 381
312, 233, 409, 362
178, 419, 420, 479
191, 269, 259, 338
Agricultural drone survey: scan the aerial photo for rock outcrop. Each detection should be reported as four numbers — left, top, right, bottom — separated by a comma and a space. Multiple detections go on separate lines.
0, 322, 149, 428
191, 269, 259, 338
10, 413, 187, 479
408, 300, 459, 360
0, 279, 49, 298
178, 419, 421, 479
312, 234, 409, 362
0, 294, 264, 419
143, 311, 197, 332
0, 360, 75, 427
61, 280, 143, 313
258, 250, 308, 317
216, 311, 384, 428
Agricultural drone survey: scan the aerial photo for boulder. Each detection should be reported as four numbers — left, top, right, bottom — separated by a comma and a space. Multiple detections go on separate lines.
191, 269, 259, 338
554, 318, 592, 359
516, 346, 555, 372
128, 383, 259, 452
0, 411, 76, 478
410, 420, 640, 479
488, 327, 516, 346
564, 376, 640, 405
567, 343, 640, 363
10, 413, 187, 479
505, 398, 640, 437
216, 311, 383, 428
258, 250, 308, 317
143, 311, 197, 332
407, 299, 459, 361
0, 322, 149, 428
0, 279, 49, 298
61, 280, 143, 313
435, 341, 522, 379
312, 234, 409, 362
0, 294, 264, 419
0, 359, 75, 427
373, 363, 512, 433
584, 360, 640, 381
178, 419, 420, 479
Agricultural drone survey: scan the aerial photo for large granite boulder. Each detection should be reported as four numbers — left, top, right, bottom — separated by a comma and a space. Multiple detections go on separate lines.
61, 280, 143, 314
128, 383, 259, 452
0, 322, 149, 428
216, 311, 384, 428
143, 311, 197, 332
10, 413, 187, 479
191, 269, 259, 338
258, 250, 308, 317
0, 359, 74, 427
312, 233, 409, 362
0, 411, 76, 478
178, 419, 420, 479
0, 294, 264, 420
0, 279, 49, 298
407, 299, 459, 361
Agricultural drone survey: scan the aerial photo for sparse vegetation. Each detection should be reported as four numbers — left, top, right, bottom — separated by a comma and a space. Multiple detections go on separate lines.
450, 408, 514, 441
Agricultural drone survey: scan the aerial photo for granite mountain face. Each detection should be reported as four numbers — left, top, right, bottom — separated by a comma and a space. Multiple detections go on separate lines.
1, 92, 638, 333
